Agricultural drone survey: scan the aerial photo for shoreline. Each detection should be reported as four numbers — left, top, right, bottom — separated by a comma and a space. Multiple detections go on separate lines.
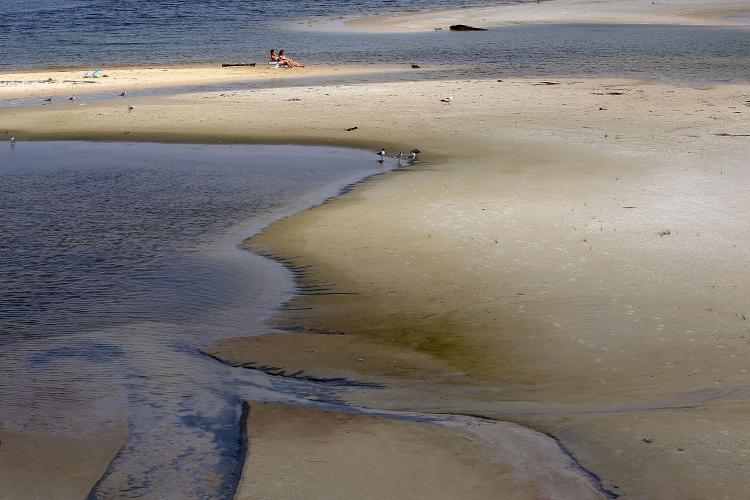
0, 64, 409, 101
323, 0, 750, 33
4, 69, 750, 497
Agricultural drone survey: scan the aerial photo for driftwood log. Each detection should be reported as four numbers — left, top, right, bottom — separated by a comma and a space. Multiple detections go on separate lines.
449, 24, 487, 31
221, 63, 257, 67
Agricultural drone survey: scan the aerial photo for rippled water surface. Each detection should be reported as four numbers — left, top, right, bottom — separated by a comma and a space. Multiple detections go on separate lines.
0, 1, 748, 83
0, 141, 388, 497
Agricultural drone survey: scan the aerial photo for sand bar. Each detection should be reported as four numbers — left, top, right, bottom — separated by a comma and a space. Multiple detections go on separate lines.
236, 402, 606, 500
3, 71, 750, 497
332, 0, 750, 32
0, 64, 406, 101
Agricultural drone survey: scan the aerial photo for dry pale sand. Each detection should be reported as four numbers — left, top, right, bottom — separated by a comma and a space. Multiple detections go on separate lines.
0, 64, 404, 100
331, 0, 750, 32
236, 402, 605, 500
3, 69, 750, 498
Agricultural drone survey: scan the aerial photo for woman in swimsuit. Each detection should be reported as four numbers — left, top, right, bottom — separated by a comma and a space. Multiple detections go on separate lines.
278, 49, 305, 68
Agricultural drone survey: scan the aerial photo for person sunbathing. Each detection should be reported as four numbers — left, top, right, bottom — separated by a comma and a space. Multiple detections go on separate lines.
277, 49, 305, 68
268, 49, 278, 62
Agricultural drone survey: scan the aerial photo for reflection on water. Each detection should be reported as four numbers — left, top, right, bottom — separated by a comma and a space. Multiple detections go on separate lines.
0, 142, 389, 497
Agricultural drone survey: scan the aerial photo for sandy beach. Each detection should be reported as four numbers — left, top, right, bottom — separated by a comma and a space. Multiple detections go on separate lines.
334, 0, 750, 32
3, 49, 750, 498
0, 64, 405, 101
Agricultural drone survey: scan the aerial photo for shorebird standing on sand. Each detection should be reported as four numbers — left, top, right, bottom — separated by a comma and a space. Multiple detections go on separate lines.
377, 148, 386, 162
120, 91, 127, 97
440, 95, 453, 103
128, 105, 134, 113
69, 96, 76, 101
10, 136, 16, 145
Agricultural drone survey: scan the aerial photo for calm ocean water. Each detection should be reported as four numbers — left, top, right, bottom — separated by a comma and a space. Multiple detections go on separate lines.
0, 141, 391, 498
0, 0, 748, 82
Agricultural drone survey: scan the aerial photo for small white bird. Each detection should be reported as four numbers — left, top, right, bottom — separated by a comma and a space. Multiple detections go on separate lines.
440, 95, 453, 103
69, 95, 76, 101
408, 151, 417, 161
377, 148, 385, 162
120, 91, 127, 97
10, 136, 16, 145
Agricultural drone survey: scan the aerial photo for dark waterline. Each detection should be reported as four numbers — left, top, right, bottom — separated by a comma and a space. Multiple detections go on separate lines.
0, 141, 394, 497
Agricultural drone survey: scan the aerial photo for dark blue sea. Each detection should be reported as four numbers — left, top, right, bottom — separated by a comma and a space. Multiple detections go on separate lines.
1, 0, 749, 83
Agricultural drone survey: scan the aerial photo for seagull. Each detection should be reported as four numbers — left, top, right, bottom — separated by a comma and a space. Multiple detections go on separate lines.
10, 136, 15, 145
119, 91, 127, 97
440, 95, 453, 103
408, 151, 418, 161
377, 148, 386, 162
69, 96, 76, 101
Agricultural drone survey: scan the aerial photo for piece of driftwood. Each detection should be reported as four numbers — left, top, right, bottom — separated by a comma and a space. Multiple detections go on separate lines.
449, 24, 487, 31
221, 63, 257, 67
714, 133, 750, 137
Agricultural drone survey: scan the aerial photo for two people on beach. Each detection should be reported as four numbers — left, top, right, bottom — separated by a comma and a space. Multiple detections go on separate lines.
269, 49, 305, 68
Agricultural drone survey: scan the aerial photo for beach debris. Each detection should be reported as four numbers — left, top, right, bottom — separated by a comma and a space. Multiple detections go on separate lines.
411, 64, 420, 69
534, 81, 561, 85
221, 63, 256, 67
119, 91, 127, 97
127, 105, 134, 113
440, 95, 453, 103
284, 98, 302, 101
599, 107, 607, 110
738, 313, 746, 321
714, 132, 750, 137
42, 97, 52, 102
449, 24, 487, 31
434, 27, 442, 30
657, 229, 671, 237
641, 438, 654, 444
377, 148, 386, 162
345, 126, 358, 131
69, 95, 76, 101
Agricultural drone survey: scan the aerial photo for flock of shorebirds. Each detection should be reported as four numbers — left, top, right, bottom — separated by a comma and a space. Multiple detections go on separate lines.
378, 147, 420, 166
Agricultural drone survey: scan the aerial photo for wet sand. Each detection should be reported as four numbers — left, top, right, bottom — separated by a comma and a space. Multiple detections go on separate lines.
0, 425, 127, 499
3, 70, 750, 497
236, 402, 605, 500
334, 0, 750, 32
